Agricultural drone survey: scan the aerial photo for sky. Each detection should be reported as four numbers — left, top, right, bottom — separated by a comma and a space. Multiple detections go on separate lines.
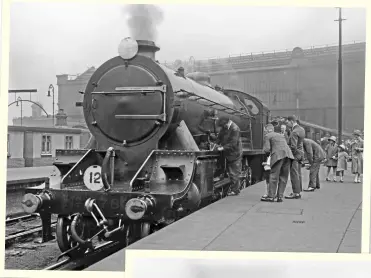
6, 3, 366, 125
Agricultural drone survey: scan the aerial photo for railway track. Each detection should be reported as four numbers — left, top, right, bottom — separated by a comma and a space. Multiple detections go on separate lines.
5, 214, 57, 247
6, 213, 39, 226
44, 241, 126, 270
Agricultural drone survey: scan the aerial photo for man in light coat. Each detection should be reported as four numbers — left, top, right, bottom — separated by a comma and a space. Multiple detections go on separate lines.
261, 124, 294, 202
303, 138, 326, 191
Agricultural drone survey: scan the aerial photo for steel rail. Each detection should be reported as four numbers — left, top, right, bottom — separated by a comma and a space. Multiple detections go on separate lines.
5, 222, 57, 247
44, 241, 126, 270
6, 213, 39, 226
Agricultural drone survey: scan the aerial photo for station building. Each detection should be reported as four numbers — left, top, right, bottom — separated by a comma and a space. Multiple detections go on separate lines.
7, 112, 90, 168
165, 42, 366, 132
12, 67, 96, 128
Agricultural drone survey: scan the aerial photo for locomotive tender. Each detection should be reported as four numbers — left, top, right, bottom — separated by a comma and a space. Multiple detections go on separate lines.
21, 38, 269, 258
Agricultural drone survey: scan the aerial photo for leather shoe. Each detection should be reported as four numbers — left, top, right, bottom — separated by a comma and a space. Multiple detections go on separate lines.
284, 193, 301, 199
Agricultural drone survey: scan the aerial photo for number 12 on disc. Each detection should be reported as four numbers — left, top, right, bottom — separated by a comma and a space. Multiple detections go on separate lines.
83, 165, 104, 191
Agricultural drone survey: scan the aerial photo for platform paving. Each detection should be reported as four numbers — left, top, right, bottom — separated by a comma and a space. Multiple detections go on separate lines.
85, 167, 362, 272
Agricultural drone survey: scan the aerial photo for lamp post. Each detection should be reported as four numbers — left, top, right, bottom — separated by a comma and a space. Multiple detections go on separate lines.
47, 84, 55, 126
335, 7, 346, 144
16, 96, 23, 126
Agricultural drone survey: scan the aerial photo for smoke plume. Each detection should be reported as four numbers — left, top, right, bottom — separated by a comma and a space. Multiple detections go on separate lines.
123, 4, 164, 42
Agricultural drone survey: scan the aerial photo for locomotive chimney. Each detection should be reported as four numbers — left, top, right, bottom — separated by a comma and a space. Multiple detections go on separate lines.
136, 40, 160, 60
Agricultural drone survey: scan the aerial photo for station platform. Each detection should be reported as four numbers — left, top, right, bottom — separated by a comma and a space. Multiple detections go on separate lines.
6, 166, 57, 216
7, 166, 55, 183
85, 167, 362, 272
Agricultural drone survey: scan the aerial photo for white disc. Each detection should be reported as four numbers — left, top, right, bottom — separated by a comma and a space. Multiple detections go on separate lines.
83, 165, 104, 191
118, 37, 139, 60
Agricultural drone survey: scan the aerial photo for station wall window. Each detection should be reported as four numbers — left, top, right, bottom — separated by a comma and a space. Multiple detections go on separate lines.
41, 134, 52, 155
65, 136, 73, 149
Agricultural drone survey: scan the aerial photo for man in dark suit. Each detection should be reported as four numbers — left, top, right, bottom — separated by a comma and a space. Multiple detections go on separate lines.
303, 138, 326, 191
214, 116, 243, 196
261, 124, 294, 202
285, 115, 305, 199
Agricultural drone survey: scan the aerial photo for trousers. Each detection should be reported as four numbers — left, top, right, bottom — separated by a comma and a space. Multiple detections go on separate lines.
290, 159, 302, 193
227, 158, 242, 192
268, 157, 290, 198
308, 161, 321, 189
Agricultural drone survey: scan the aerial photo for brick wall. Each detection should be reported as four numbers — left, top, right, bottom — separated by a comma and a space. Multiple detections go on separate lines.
7, 158, 25, 168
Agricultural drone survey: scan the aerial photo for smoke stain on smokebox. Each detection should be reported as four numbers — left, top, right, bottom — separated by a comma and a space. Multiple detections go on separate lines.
123, 4, 164, 42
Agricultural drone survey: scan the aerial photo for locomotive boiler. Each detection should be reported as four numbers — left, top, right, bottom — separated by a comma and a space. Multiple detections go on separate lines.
21, 38, 269, 258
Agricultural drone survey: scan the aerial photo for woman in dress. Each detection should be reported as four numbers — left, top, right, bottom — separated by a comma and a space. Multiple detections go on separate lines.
324, 136, 338, 181
350, 130, 363, 183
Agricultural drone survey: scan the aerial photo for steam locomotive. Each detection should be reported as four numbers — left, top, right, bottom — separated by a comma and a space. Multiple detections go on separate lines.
21, 38, 270, 258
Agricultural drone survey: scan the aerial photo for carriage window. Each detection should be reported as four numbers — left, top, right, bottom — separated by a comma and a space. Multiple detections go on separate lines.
315, 132, 320, 142
243, 98, 259, 115
305, 128, 312, 138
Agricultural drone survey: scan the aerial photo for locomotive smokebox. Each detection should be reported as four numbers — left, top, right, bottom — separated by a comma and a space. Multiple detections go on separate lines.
136, 40, 160, 60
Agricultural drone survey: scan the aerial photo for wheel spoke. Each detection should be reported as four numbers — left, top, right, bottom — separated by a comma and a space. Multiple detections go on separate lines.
56, 215, 89, 258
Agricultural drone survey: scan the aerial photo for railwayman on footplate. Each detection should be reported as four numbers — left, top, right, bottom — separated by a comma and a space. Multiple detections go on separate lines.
261, 124, 294, 202
302, 138, 326, 192
285, 115, 305, 200
213, 116, 243, 196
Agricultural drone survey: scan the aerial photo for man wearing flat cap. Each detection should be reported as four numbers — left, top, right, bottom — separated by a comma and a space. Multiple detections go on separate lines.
261, 123, 294, 202
214, 116, 243, 196
285, 115, 305, 199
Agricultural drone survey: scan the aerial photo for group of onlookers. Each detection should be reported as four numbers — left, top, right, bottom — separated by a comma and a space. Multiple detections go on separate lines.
260, 115, 364, 202
321, 130, 364, 183
208, 114, 363, 201
261, 115, 305, 202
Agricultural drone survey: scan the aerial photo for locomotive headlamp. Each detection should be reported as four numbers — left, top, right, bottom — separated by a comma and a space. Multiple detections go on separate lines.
125, 196, 155, 220
118, 37, 139, 60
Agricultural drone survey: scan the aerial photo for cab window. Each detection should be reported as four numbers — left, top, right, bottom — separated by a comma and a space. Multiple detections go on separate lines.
243, 98, 259, 115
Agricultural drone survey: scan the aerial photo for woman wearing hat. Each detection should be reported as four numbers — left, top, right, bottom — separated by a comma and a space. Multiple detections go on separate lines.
350, 130, 363, 183
324, 136, 338, 181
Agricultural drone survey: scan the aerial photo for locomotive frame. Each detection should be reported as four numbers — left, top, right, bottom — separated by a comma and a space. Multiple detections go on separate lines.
20, 39, 270, 258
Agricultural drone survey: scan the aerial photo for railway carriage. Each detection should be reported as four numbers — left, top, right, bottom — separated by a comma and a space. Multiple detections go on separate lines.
271, 116, 353, 143
21, 38, 269, 258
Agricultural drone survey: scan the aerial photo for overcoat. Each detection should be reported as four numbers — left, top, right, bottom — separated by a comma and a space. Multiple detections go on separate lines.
288, 124, 305, 161
350, 138, 363, 174
263, 131, 294, 167
303, 138, 326, 164
337, 151, 349, 172
325, 142, 338, 167
216, 121, 243, 161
